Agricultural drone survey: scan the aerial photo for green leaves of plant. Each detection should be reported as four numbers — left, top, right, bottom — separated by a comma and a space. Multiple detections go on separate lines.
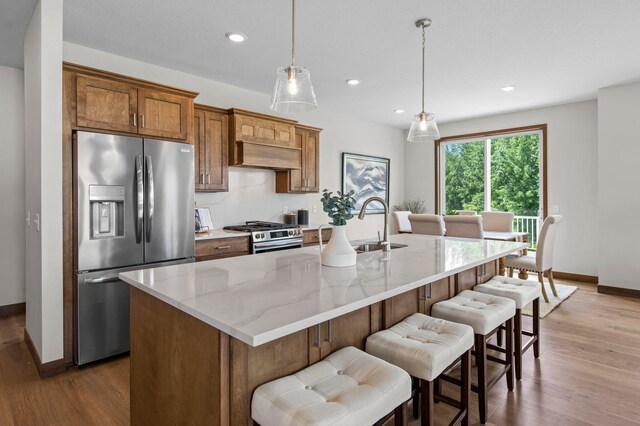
321, 189, 357, 226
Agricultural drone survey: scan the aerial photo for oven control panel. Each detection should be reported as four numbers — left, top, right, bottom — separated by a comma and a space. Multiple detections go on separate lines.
252, 228, 302, 241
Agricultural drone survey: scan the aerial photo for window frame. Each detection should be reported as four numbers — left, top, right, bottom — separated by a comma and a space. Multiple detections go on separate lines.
434, 124, 548, 218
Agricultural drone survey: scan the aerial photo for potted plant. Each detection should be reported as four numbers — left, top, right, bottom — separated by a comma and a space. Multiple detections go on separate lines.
318, 189, 358, 267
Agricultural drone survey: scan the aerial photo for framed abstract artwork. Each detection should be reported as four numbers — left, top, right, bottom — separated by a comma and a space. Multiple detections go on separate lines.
342, 152, 390, 214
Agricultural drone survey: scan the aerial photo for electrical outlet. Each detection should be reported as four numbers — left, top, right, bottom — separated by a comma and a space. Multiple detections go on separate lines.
552, 205, 559, 213
312, 205, 317, 213
282, 206, 288, 214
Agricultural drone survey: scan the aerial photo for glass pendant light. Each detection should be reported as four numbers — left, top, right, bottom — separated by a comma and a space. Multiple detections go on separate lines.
270, 0, 318, 113
408, 18, 440, 142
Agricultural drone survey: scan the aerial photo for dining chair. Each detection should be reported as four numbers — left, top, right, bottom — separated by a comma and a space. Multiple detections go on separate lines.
408, 214, 445, 236
393, 210, 413, 234
481, 211, 514, 232
504, 215, 563, 303
444, 215, 484, 238
456, 210, 478, 216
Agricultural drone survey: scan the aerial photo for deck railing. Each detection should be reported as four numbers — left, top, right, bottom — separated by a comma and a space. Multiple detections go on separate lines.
513, 215, 541, 251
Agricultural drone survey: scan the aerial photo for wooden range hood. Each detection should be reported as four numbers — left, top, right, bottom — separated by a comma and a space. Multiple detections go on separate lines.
228, 108, 302, 170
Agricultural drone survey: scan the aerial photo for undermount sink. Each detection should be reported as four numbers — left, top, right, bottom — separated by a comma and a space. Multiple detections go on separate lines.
352, 242, 408, 253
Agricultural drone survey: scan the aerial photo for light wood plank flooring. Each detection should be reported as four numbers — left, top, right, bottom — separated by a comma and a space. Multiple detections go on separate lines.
1, 281, 639, 425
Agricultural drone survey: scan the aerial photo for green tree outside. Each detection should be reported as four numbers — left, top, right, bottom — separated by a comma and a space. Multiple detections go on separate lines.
444, 134, 539, 216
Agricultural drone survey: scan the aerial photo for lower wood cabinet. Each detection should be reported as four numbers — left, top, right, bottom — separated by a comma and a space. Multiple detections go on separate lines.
302, 228, 332, 246
195, 236, 250, 261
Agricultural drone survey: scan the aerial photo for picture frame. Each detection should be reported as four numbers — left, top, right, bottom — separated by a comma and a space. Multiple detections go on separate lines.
342, 152, 390, 214
195, 207, 213, 232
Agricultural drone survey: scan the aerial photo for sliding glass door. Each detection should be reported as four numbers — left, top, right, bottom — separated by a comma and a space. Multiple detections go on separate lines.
438, 128, 545, 248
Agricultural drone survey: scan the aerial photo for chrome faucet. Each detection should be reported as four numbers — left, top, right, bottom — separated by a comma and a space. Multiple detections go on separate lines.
358, 197, 390, 251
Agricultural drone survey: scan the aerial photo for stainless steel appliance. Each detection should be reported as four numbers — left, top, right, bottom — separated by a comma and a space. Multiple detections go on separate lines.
223, 221, 303, 254
75, 131, 194, 365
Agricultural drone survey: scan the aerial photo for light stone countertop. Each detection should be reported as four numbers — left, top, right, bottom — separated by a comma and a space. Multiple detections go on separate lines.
195, 229, 251, 240
121, 234, 527, 347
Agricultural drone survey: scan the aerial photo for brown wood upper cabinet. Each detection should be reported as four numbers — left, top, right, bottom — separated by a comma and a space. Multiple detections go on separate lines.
194, 105, 229, 192
276, 125, 321, 193
76, 75, 138, 133
138, 89, 190, 140
70, 64, 197, 142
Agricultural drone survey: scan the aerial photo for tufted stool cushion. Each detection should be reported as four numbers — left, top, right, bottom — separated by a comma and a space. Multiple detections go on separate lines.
251, 346, 411, 426
473, 276, 541, 309
366, 313, 474, 381
431, 290, 516, 335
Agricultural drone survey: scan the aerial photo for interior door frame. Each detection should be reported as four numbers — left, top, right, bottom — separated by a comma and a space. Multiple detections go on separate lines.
434, 124, 548, 218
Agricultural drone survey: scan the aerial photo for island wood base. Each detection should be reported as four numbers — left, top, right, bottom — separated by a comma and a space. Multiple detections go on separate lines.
130, 260, 497, 425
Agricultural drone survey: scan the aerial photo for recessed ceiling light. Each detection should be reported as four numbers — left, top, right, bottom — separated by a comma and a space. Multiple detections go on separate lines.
225, 32, 247, 43
394, 109, 405, 114
501, 85, 516, 92
346, 79, 360, 86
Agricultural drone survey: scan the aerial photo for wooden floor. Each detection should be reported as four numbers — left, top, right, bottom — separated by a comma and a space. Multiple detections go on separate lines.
1, 280, 640, 425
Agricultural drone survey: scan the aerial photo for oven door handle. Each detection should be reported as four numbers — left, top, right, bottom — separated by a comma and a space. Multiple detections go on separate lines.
253, 238, 304, 251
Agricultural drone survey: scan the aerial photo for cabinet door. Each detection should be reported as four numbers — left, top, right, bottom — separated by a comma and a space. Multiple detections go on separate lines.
76, 75, 138, 133
303, 130, 320, 192
204, 111, 229, 191
193, 111, 206, 191
287, 129, 305, 192
321, 306, 373, 359
138, 89, 190, 140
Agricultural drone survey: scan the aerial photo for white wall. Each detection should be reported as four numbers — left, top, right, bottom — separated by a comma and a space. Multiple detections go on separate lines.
62, 42, 405, 239
404, 101, 599, 276
597, 82, 640, 290
0, 66, 26, 307
24, 0, 64, 363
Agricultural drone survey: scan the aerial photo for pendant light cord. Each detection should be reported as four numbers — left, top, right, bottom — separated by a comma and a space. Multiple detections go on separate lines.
291, 0, 296, 66
421, 23, 426, 114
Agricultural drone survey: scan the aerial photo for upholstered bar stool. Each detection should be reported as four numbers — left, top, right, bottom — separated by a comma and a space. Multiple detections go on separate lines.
366, 313, 474, 426
444, 215, 484, 239
431, 291, 516, 424
251, 346, 411, 426
474, 276, 541, 380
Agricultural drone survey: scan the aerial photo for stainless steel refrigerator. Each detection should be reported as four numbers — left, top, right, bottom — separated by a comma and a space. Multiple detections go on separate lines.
75, 131, 194, 365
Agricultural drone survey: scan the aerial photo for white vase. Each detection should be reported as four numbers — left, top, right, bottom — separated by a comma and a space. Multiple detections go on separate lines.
318, 224, 357, 267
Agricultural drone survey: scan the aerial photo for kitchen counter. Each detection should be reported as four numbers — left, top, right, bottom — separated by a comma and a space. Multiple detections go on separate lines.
194, 229, 250, 240
121, 234, 526, 346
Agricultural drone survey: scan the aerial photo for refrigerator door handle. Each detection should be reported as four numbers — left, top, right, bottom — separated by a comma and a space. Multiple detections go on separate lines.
84, 276, 121, 285
145, 155, 154, 243
135, 155, 144, 244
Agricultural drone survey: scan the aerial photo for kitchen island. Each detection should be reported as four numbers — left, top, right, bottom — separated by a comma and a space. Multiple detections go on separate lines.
121, 234, 527, 425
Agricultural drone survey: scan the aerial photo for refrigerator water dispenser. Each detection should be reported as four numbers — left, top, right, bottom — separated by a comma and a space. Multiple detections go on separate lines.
89, 185, 125, 239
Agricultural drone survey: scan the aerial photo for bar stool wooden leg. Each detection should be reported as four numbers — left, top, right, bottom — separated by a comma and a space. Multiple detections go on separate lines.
394, 401, 407, 426
461, 350, 471, 426
547, 269, 558, 297
508, 267, 514, 278
434, 378, 441, 403
475, 334, 487, 424
533, 297, 540, 358
421, 379, 434, 426
412, 377, 420, 419
514, 308, 523, 380
496, 328, 503, 347
505, 318, 514, 391
537, 272, 549, 303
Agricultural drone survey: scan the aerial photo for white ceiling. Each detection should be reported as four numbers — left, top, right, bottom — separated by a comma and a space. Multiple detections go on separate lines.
4, 1, 640, 127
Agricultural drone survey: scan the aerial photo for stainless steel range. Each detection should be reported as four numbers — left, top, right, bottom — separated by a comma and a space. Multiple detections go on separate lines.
223, 221, 303, 254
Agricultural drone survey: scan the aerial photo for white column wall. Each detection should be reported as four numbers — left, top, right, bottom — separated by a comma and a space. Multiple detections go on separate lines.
23, 0, 64, 363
